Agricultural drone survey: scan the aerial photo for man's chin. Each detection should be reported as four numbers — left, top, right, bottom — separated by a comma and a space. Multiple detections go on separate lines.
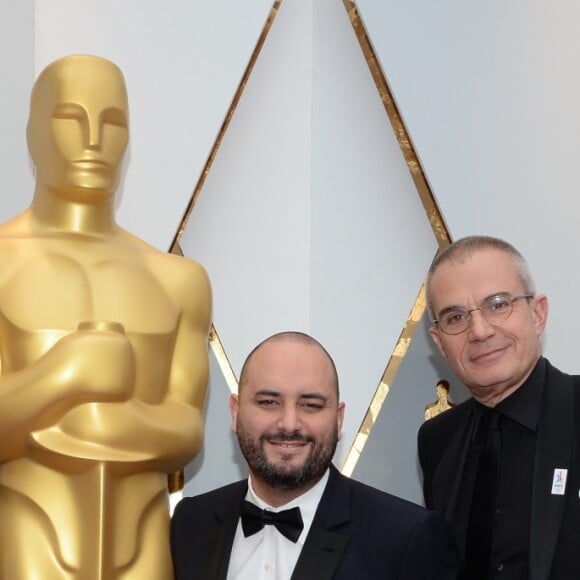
255, 458, 309, 486
265, 455, 307, 474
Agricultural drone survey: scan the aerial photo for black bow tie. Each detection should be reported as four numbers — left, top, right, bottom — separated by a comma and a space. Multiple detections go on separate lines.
240, 500, 304, 543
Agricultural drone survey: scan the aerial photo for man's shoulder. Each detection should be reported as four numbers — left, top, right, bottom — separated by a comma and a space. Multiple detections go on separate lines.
321, 471, 461, 575
540, 358, 580, 409
178, 479, 247, 503
330, 469, 434, 525
546, 358, 580, 386
349, 477, 424, 512
173, 480, 246, 518
332, 472, 456, 553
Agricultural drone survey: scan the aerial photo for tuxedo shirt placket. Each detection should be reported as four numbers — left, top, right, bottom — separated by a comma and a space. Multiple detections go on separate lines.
227, 471, 329, 580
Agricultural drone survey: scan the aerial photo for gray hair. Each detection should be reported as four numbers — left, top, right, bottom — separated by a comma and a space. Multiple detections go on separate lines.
426, 235, 536, 318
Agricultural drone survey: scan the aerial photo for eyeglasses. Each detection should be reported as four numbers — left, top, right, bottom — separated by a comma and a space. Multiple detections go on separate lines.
433, 294, 534, 335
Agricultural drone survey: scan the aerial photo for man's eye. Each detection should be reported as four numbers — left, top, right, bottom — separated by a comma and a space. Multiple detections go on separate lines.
257, 399, 278, 407
445, 311, 467, 325
487, 297, 510, 312
300, 402, 324, 411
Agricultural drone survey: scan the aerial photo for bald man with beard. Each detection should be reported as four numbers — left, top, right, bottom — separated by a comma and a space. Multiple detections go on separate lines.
172, 331, 460, 580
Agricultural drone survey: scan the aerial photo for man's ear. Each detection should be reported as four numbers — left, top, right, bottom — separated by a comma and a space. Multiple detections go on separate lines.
429, 325, 448, 360
531, 294, 549, 335
336, 402, 345, 441
229, 394, 240, 434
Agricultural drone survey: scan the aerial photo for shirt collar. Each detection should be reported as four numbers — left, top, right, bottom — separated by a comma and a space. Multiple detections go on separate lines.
246, 469, 330, 545
472, 356, 546, 431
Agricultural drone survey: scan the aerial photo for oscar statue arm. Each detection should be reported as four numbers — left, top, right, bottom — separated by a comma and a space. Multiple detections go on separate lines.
155, 261, 212, 470
107, 260, 212, 473
0, 326, 135, 463
35, 259, 213, 473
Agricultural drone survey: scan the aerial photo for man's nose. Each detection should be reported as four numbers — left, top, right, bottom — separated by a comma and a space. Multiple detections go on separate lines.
276, 406, 302, 432
467, 309, 495, 340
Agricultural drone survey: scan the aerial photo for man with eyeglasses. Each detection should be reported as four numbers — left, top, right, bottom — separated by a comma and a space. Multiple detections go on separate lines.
418, 235, 580, 580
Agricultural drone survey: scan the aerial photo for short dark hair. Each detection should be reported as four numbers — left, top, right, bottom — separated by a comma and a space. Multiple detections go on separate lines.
425, 235, 536, 318
238, 331, 339, 397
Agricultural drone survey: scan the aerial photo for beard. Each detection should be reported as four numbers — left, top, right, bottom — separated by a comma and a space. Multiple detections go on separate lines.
236, 419, 339, 492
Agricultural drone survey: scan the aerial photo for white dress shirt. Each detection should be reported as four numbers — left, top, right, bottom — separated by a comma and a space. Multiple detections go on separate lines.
227, 470, 330, 580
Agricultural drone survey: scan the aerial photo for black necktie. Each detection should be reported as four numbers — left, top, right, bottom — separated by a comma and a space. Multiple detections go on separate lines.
240, 500, 304, 543
465, 408, 501, 579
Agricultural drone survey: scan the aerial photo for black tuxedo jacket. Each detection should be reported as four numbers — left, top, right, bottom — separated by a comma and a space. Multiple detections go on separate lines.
418, 358, 580, 580
171, 464, 460, 579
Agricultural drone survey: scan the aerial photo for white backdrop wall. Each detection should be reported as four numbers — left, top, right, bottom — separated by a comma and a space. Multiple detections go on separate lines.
0, 2, 34, 220
1, 0, 579, 505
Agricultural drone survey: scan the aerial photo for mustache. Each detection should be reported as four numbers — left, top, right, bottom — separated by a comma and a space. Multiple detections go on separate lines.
260, 433, 314, 444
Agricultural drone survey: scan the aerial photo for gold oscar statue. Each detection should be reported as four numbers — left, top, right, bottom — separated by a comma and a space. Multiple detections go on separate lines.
424, 380, 455, 421
0, 55, 212, 579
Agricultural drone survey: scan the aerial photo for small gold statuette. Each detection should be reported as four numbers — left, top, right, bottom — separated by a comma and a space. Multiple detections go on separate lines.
424, 380, 455, 421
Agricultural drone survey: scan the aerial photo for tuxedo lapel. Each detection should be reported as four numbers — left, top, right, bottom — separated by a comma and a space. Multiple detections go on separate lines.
201, 517, 238, 580
291, 466, 349, 580
199, 483, 246, 580
290, 516, 349, 580
529, 362, 574, 580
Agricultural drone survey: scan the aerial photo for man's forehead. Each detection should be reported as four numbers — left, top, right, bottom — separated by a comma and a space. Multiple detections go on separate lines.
249, 341, 331, 373
242, 343, 335, 390
431, 249, 521, 305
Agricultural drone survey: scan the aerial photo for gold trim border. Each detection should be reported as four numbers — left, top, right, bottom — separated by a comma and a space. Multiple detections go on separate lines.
340, 1, 451, 475
170, 1, 282, 254
343, 0, 450, 250
209, 325, 239, 394
170, 1, 283, 395
168, 0, 456, 481
342, 285, 427, 476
